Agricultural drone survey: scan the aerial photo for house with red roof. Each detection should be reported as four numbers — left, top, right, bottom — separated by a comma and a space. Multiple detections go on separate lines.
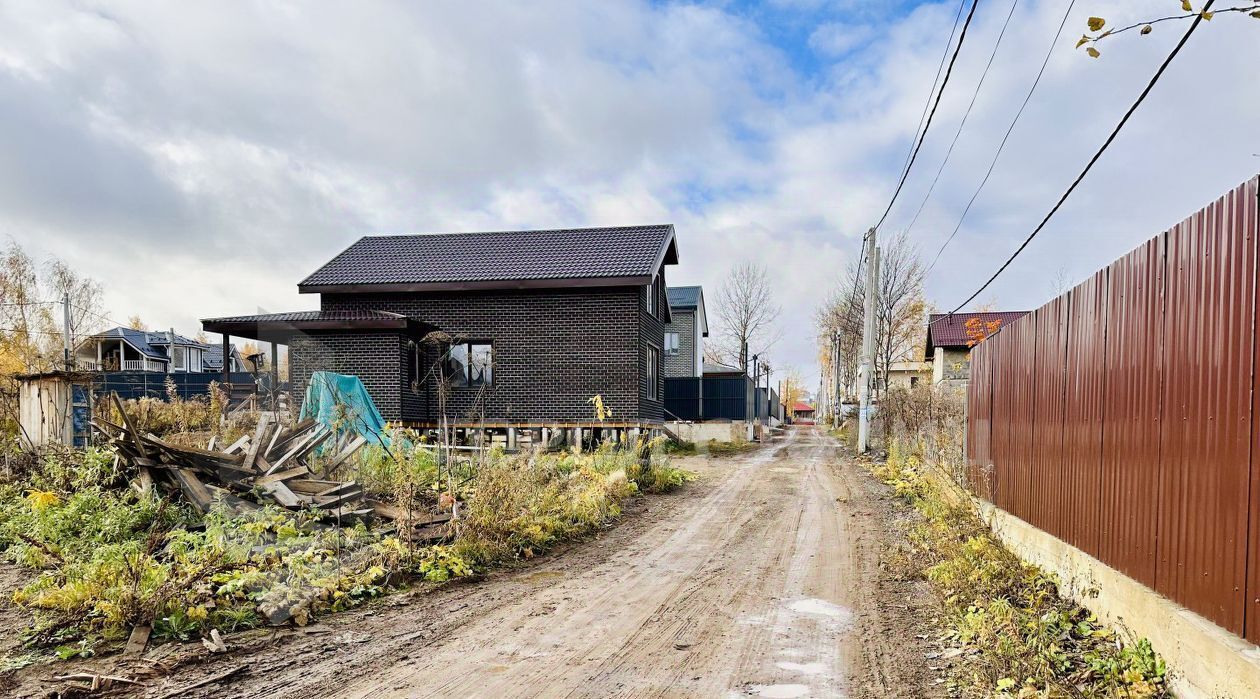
791, 401, 815, 424
924, 311, 1028, 385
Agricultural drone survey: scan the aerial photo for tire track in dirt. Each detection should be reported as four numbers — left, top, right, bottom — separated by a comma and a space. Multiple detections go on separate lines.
69, 427, 947, 699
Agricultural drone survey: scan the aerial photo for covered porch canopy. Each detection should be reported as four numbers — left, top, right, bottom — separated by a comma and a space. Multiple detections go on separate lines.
200, 310, 437, 387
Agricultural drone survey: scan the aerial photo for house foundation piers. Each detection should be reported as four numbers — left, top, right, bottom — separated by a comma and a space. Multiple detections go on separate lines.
397, 422, 668, 453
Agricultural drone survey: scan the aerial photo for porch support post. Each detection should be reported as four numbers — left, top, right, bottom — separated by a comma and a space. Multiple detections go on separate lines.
270, 342, 279, 412
507, 427, 518, 451
221, 334, 230, 389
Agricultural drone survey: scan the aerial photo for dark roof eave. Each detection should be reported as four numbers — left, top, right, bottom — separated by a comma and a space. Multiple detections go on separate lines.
202, 317, 432, 341
299, 274, 654, 295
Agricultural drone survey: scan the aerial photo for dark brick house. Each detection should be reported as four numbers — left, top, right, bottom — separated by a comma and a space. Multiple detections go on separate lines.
203, 225, 679, 428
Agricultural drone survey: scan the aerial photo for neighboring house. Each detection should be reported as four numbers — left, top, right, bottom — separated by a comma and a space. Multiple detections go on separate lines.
203, 225, 680, 428
663, 286, 708, 378
924, 311, 1028, 385
791, 402, 815, 423
702, 361, 745, 377
885, 361, 932, 390
76, 328, 246, 374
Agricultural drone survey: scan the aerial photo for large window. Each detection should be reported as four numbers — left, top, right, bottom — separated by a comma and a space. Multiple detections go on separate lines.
445, 341, 493, 387
647, 345, 660, 400
664, 332, 680, 356
646, 274, 664, 318
173, 346, 186, 371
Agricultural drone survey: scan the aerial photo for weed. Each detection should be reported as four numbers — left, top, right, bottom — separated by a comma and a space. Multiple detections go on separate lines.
872, 438, 1168, 697
704, 439, 758, 458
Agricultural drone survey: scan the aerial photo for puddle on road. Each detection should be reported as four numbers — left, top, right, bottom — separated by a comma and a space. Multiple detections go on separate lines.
523, 570, 565, 583
746, 684, 810, 698
776, 661, 827, 676
787, 598, 854, 627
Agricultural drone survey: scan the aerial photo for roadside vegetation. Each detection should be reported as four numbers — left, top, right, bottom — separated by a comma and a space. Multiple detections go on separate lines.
871, 385, 1167, 698
0, 409, 693, 668
665, 438, 759, 458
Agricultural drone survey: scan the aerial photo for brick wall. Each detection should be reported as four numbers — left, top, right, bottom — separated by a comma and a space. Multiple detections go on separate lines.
316, 285, 662, 424
289, 331, 406, 419
664, 309, 696, 377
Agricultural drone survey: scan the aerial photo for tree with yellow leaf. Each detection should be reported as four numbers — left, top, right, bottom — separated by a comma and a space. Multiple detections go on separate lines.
1077, 2, 1256, 58
780, 370, 805, 417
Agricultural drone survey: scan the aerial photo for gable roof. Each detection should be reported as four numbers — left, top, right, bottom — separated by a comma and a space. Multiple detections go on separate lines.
299, 225, 679, 294
667, 285, 708, 337
87, 328, 241, 367
925, 311, 1029, 352
667, 286, 701, 308
792, 402, 815, 413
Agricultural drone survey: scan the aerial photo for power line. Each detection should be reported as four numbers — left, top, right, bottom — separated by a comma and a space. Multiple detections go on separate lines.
947, 0, 1216, 313
904, 0, 1021, 236
925, 0, 1076, 277
893, 0, 969, 191
872, 0, 982, 234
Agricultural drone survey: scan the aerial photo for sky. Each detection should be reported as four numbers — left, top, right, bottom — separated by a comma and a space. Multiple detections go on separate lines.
2, 0, 1259, 392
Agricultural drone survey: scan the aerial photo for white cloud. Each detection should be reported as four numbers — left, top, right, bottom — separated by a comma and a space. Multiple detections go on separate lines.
1, 0, 1258, 391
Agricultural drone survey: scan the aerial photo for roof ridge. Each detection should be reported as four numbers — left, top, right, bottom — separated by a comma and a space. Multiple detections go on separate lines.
358, 224, 674, 240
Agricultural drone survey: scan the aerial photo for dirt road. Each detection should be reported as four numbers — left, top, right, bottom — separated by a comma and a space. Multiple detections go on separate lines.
15, 427, 942, 698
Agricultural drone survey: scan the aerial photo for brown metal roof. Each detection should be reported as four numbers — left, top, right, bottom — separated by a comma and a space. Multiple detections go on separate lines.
925, 311, 1029, 352
298, 225, 678, 293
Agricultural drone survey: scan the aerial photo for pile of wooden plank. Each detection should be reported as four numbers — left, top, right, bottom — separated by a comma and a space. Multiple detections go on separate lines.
95, 395, 451, 540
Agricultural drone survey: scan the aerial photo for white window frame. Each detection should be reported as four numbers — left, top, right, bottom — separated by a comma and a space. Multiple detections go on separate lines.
664, 332, 680, 356
646, 345, 660, 401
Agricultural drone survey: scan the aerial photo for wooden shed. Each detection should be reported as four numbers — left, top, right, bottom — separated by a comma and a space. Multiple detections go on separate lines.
16, 371, 93, 448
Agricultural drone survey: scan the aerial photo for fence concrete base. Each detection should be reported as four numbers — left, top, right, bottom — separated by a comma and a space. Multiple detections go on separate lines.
978, 501, 1260, 699
666, 421, 752, 444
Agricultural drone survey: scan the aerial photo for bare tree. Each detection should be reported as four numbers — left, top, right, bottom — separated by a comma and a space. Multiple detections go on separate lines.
814, 259, 864, 403
872, 231, 927, 399
815, 231, 926, 405
712, 262, 780, 368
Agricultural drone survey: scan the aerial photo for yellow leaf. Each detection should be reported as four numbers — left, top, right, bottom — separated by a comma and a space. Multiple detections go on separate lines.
1140, 24, 1153, 35
1076, 35, 1089, 49
1252, 11, 1260, 19
1201, 11, 1213, 20
25, 490, 60, 512
1087, 17, 1105, 31
1086, 47, 1101, 58
1182, 0, 1193, 11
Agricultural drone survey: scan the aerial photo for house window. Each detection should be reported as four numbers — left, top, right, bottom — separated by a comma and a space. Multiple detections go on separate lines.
445, 342, 493, 387
646, 277, 657, 316
173, 346, 186, 371
664, 332, 680, 356
647, 345, 660, 400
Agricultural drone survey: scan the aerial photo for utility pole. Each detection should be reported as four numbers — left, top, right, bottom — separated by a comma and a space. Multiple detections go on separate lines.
832, 330, 841, 429
858, 229, 878, 453
62, 293, 72, 371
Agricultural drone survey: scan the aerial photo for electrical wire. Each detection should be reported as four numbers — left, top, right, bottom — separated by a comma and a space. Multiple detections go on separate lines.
925, 0, 1077, 277
872, 0, 982, 234
893, 0, 969, 190
947, 0, 1216, 313
903, 0, 1021, 236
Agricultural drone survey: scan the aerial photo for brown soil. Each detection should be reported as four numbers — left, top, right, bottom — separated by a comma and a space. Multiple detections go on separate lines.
4, 427, 949, 698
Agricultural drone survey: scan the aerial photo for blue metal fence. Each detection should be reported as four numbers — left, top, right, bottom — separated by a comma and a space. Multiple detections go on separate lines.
93, 372, 258, 400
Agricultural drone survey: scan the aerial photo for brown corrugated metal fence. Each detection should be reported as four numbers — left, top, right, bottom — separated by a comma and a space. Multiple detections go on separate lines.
966, 176, 1260, 641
